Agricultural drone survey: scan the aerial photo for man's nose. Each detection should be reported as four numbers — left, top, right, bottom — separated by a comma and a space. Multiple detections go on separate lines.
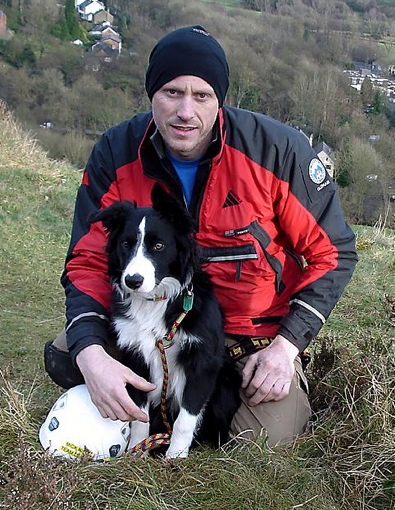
177, 96, 194, 120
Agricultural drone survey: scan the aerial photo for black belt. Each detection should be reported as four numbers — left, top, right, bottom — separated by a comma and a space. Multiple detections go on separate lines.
227, 335, 271, 361
226, 334, 311, 370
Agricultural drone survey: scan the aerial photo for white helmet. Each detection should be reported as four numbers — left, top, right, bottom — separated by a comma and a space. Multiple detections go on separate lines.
39, 384, 131, 461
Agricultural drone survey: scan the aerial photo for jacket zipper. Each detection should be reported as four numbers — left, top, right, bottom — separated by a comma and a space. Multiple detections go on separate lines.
190, 160, 212, 230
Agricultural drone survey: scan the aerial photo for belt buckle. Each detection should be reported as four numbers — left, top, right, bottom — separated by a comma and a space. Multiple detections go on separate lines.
227, 335, 271, 361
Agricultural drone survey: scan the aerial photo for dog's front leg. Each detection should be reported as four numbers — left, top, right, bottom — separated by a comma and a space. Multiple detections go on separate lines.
166, 407, 202, 459
127, 403, 150, 452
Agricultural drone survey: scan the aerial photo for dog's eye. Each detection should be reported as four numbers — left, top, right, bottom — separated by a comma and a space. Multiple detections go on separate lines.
121, 240, 130, 249
153, 242, 164, 251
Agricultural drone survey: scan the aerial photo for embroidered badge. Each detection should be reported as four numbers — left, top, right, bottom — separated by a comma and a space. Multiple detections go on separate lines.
308, 158, 326, 185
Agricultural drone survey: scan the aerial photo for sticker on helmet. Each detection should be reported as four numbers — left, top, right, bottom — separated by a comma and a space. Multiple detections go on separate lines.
308, 158, 326, 185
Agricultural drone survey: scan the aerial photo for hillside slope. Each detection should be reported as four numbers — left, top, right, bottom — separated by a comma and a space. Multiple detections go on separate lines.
0, 104, 394, 510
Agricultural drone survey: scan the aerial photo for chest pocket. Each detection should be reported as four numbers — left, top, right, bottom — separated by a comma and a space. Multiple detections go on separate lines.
200, 244, 258, 282
246, 221, 285, 294
199, 221, 285, 294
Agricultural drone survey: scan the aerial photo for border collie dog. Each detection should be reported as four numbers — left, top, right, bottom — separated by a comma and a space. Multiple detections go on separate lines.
91, 184, 240, 459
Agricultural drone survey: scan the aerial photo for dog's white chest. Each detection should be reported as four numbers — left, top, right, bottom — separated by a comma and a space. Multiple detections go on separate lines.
114, 299, 187, 408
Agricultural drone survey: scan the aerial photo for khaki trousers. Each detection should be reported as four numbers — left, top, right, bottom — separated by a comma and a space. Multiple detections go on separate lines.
227, 337, 311, 447
50, 332, 311, 447
52, 330, 68, 351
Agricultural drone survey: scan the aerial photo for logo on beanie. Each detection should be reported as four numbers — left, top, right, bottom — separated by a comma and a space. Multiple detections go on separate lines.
192, 27, 210, 37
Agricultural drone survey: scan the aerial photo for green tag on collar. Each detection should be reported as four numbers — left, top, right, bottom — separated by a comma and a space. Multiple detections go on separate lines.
183, 291, 194, 312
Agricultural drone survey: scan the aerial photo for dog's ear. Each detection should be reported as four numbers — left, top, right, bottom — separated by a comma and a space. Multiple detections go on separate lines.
89, 201, 135, 233
151, 184, 199, 276
151, 183, 194, 234
151, 183, 176, 212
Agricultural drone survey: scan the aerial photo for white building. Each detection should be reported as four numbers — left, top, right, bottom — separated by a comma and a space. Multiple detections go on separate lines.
77, 0, 106, 22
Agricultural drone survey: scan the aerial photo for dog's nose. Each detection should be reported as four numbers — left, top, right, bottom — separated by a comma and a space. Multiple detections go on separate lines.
124, 274, 144, 289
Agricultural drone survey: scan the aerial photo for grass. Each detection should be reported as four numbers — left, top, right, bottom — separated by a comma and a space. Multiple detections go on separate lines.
200, 0, 242, 7
0, 105, 394, 510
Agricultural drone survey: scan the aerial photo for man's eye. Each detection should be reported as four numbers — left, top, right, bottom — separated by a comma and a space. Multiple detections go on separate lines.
154, 242, 165, 251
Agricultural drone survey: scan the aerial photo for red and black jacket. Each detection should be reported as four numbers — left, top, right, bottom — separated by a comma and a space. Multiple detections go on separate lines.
62, 106, 358, 361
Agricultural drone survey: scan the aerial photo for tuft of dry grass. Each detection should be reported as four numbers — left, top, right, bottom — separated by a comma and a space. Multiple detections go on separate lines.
0, 372, 38, 453
307, 332, 395, 510
0, 101, 70, 176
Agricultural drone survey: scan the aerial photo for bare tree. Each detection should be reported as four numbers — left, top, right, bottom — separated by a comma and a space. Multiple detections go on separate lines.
227, 41, 260, 108
24, 0, 59, 34
290, 61, 345, 142
339, 136, 387, 223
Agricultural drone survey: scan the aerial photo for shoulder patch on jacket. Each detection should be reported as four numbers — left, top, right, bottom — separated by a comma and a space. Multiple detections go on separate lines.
308, 158, 327, 185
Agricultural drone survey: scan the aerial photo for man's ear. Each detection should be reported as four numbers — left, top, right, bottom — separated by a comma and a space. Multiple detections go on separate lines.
89, 201, 136, 233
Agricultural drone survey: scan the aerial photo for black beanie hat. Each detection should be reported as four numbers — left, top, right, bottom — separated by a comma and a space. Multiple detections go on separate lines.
145, 25, 229, 106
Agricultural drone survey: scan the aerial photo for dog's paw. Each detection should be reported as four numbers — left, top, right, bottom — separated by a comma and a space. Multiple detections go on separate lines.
165, 447, 189, 459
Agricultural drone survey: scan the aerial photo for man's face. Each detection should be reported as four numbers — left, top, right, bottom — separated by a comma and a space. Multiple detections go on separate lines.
151, 75, 219, 161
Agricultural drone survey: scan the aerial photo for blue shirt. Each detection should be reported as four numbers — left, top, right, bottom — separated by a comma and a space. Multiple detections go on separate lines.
168, 153, 201, 206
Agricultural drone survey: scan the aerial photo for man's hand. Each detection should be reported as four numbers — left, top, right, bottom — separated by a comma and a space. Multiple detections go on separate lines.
76, 344, 156, 422
241, 334, 299, 406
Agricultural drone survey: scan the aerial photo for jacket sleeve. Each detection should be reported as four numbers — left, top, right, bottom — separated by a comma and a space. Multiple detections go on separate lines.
61, 132, 122, 362
274, 133, 358, 351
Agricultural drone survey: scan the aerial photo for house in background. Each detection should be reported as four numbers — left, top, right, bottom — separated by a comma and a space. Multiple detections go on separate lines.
0, 10, 12, 40
78, 0, 105, 22
88, 24, 122, 59
75, 0, 121, 65
93, 8, 114, 25
314, 141, 335, 178
89, 20, 112, 39
0, 10, 6, 30
91, 40, 118, 64
101, 26, 121, 53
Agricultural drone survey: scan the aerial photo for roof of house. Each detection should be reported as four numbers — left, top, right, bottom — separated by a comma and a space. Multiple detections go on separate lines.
92, 41, 117, 56
314, 141, 335, 159
91, 21, 111, 31
79, 0, 91, 9
79, 0, 104, 10
102, 33, 121, 43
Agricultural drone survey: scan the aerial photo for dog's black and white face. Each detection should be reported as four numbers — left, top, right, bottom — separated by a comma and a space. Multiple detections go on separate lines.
108, 206, 186, 299
119, 212, 179, 295
91, 185, 197, 301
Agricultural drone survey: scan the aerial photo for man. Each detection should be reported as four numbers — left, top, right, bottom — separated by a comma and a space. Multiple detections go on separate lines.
44, 25, 358, 447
